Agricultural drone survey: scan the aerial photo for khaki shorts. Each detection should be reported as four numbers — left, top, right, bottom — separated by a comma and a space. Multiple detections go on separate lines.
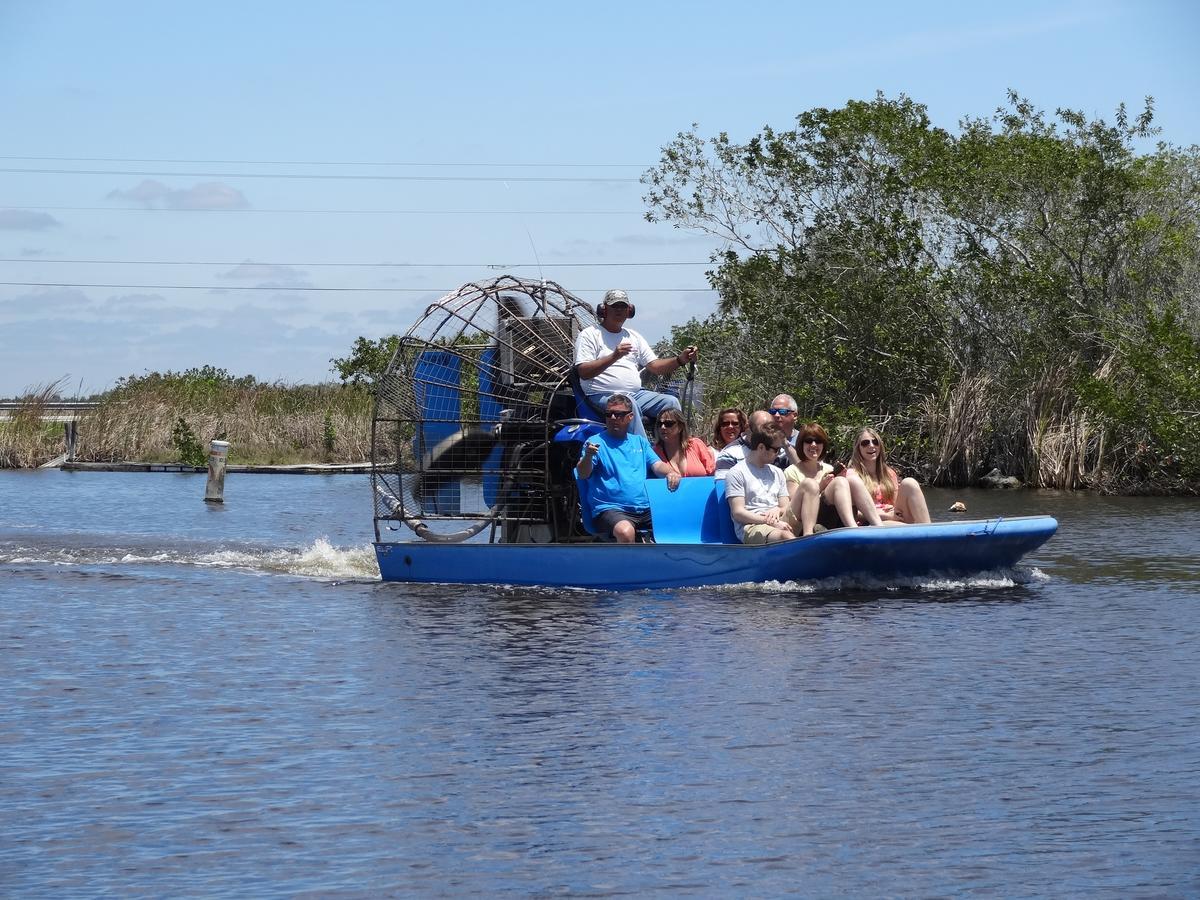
742, 523, 778, 545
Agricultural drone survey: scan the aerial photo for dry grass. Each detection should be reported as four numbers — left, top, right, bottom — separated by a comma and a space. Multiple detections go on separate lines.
920, 372, 996, 486
1, 375, 374, 468
0, 382, 73, 468
75, 381, 373, 465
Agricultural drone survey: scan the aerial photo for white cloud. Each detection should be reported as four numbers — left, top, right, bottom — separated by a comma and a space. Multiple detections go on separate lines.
0, 287, 91, 314
216, 262, 313, 289
0, 209, 60, 231
106, 179, 249, 210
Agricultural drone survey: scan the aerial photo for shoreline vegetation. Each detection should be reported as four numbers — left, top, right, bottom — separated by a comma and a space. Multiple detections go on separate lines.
1, 369, 372, 471
2, 94, 1196, 494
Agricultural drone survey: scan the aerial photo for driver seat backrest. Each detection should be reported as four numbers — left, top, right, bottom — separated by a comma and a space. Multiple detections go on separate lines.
566, 363, 607, 423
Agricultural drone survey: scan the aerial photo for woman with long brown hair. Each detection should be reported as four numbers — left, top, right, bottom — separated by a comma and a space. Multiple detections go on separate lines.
848, 427, 931, 524
654, 409, 716, 477
711, 407, 747, 451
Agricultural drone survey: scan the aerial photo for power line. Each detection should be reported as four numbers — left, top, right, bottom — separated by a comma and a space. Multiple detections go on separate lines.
0, 258, 707, 268
0, 167, 639, 183
0, 155, 648, 168
0, 281, 714, 293
0, 205, 642, 215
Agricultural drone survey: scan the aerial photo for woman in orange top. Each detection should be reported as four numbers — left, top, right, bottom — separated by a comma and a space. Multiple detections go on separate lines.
654, 409, 717, 477
848, 427, 931, 523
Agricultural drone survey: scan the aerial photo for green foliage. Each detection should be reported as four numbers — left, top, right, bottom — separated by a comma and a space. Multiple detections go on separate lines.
322, 413, 336, 458
170, 417, 207, 467
642, 92, 1200, 491
331, 335, 400, 385
1078, 307, 1200, 486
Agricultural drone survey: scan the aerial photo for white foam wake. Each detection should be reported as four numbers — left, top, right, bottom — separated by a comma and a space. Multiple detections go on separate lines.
194, 538, 380, 579
748, 566, 1049, 594
2, 538, 381, 581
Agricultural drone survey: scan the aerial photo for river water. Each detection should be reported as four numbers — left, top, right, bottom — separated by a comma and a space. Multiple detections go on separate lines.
1, 471, 1197, 897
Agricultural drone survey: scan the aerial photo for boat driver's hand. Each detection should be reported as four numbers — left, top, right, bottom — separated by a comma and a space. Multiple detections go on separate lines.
666, 472, 681, 491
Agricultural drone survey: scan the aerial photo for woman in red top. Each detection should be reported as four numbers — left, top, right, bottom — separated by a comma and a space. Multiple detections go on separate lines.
848, 427, 931, 523
654, 409, 716, 477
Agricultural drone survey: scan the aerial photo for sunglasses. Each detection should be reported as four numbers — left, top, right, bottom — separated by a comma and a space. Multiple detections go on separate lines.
768, 407, 795, 416
801, 437, 824, 445
606, 410, 633, 419
859, 438, 880, 447
659, 420, 679, 429
720, 420, 741, 428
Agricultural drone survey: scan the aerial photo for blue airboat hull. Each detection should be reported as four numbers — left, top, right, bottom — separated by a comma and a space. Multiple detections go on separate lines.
375, 515, 1058, 589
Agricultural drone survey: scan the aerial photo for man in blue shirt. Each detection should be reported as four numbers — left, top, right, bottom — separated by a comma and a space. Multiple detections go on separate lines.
575, 392, 681, 543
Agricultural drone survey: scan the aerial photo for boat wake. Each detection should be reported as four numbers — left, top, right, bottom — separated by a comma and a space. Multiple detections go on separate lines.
747, 566, 1050, 594
1, 537, 381, 581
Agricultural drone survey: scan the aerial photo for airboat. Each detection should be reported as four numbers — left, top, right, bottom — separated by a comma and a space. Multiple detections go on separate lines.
370, 276, 1057, 589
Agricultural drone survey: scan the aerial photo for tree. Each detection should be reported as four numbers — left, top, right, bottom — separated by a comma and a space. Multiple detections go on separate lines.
642, 92, 1200, 491
331, 335, 400, 386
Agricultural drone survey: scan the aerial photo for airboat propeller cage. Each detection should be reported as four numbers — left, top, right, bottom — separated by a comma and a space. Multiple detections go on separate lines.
371, 276, 596, 543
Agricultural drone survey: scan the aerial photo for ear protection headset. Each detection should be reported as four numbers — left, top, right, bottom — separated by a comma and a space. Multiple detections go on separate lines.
595, 300, 636, 321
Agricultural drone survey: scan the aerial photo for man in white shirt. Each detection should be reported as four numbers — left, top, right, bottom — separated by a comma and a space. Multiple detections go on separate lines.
724, 420, 795, 544
573, 289, 698, 437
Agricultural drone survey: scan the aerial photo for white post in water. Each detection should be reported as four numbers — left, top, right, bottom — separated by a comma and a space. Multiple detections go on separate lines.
204, 440, 231, 503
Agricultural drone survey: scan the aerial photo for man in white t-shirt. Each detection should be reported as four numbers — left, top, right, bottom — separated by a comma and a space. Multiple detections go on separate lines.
573, 288, 698, 437
724, 420, 795, 545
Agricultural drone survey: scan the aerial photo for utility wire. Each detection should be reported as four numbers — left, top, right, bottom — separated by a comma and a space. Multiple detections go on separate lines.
0, 281, 714, 293
0, 167, 639, 183
0, 205, 642, 215
0, 155, 648, 168
0, 258, 707, 268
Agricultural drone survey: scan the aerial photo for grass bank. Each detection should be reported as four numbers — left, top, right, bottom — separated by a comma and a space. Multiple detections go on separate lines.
1, 370, 373, 469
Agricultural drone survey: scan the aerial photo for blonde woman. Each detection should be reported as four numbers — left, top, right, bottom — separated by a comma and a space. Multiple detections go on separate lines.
849, 427, 931, 524
654, 409, 716, 477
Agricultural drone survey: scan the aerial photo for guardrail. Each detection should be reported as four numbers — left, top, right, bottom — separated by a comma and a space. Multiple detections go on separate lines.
0, 401, 100, 413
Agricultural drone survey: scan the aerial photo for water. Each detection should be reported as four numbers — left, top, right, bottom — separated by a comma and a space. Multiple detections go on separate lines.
2, 471, 1197, 897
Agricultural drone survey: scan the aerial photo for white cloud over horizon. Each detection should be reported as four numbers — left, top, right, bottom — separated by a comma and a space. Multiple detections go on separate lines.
0, 209, 61, 230
105, 179, 250, 210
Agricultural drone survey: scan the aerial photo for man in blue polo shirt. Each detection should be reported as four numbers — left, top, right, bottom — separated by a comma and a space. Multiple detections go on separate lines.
575, 392, 680, 543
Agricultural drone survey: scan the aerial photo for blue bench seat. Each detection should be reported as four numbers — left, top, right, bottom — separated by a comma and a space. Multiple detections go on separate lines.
645, 476, 737, 544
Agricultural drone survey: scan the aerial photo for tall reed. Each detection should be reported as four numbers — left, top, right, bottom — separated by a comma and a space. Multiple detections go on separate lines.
69, 371, 374, 466
0, 382, 70, 468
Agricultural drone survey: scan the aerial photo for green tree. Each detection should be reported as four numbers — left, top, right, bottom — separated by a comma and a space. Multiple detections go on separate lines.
642, 92, 1200, 491
331, 335, 401, 386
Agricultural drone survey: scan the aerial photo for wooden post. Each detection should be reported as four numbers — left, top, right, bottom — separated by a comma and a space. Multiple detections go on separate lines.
64, 420, 78, 462
204, 440, 231, 503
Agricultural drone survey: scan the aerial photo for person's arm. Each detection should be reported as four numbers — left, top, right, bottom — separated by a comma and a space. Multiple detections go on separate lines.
727, 495, 784, 527
784, 468, 800, 501
576, 440, 600, 479
644, 345, 698, 377
650, 458, 681, 491
576, 343, 633, 380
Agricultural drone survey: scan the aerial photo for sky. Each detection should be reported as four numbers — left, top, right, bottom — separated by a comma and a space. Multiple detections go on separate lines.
1, 0, 1197, 397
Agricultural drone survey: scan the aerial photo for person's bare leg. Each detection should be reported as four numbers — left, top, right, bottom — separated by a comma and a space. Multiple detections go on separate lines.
788, 479, 821, 536
895, 477, 931, 524
613, 520, 637, 543
845, 471, 884, 526
822, 477, 858, 527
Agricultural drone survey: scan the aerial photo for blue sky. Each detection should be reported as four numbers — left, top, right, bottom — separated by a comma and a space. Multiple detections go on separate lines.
1, 0, 1196, 397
